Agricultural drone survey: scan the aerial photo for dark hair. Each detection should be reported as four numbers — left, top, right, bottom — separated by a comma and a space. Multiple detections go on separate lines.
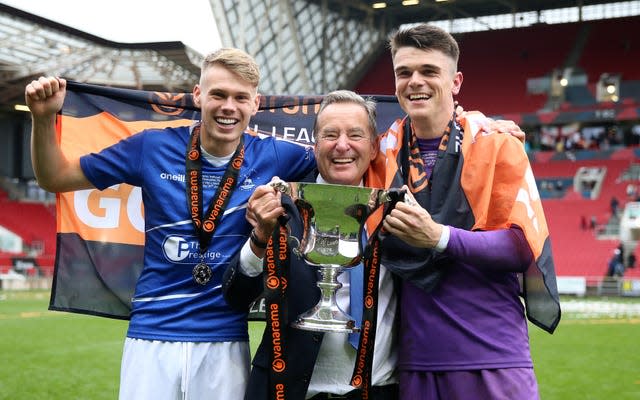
388, 23, 459, 67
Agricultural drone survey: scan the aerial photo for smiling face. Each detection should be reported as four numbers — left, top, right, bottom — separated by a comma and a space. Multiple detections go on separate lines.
314, 102, 377, 186
193, 63, 260, 156
393, 46, 462, 138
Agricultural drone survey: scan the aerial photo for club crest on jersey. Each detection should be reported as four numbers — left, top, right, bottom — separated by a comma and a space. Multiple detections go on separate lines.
240, 177, 256, 190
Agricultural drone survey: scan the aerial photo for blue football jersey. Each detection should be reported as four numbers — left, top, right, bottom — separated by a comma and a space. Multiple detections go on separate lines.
80, 125, 315, 341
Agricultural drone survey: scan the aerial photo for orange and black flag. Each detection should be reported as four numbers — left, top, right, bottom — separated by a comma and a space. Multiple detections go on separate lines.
51, 81, 198, 318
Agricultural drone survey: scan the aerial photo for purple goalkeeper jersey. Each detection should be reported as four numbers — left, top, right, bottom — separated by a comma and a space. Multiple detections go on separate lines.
398, 226, 534, 372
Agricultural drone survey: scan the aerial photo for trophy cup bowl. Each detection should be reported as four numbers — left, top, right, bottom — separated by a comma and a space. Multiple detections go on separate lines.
272, 181, 389, 333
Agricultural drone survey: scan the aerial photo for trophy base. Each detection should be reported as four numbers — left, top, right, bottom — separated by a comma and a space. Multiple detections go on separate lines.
291, 306, 359, 333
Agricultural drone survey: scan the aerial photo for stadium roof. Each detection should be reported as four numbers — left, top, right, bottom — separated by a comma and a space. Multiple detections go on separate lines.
324, 0, 633, 27
0, 0, 634, 111
0, 3, 202, 111
212, 0, 636, 96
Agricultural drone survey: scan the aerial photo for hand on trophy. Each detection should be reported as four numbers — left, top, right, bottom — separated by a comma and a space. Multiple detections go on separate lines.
382, 186, 444, 249
246, 177, 286, 242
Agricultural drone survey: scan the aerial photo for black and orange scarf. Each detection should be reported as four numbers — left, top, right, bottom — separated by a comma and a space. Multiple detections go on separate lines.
367, 111, 561, 333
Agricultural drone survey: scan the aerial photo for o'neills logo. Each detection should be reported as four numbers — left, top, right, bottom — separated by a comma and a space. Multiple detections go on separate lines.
269, 303, 286, 372
203, 176, 235, 231
189, 171, 200, 227
353, 320, 371, 379
265, 247, 279, 289
232, 148, 244, 169
364, 244, 379, 309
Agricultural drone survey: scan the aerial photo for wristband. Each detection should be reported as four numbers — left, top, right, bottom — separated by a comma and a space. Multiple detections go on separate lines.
434, 225, 450, 253
250, 229, 268, 249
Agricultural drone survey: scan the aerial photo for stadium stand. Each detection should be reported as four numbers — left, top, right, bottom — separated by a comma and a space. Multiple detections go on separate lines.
0, 196, 56, 276
455, 22, 582, 115
533, 148, 640, 287
355, 16, 640, 119
577, 16, 640, 83
355, 20, 584, 115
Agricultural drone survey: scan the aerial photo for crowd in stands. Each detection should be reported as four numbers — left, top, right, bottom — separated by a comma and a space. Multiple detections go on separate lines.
536, 123, 640, 153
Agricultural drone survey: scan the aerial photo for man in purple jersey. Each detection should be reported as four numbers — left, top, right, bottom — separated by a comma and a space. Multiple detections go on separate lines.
26, 48, 315, 400
378, 24, 559, 400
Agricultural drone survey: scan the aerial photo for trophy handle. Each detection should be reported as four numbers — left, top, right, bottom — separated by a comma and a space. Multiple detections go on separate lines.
354, 188, 406, 259
270, 179, 294, 196
379, 187, 406, 210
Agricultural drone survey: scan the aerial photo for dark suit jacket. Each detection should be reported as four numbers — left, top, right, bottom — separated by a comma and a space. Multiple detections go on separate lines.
223, 171, 328, 400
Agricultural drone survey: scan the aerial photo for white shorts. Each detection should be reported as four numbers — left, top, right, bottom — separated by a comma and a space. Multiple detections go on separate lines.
119, 338, 250, 400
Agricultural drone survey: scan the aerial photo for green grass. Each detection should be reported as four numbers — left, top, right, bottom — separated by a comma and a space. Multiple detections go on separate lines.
0, 291, 126, 400
2, 291, 639, 399
531, 319, 640, 400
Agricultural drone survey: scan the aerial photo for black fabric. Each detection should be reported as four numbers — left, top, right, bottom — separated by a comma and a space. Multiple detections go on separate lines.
381, 116, 474, 292
224, 174, 327, 400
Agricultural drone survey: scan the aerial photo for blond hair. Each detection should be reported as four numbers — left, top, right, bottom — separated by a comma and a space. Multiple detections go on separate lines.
201, 48, 260, 87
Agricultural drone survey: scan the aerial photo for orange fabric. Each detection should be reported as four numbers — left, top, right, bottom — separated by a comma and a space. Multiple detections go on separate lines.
56, 113, 192, 245
368, 112, 550, 261
459, 112, 549, 260
367, 112, 560, 333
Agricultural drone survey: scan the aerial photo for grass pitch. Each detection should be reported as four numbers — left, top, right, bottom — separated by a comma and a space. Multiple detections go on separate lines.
1, 290, 639, 399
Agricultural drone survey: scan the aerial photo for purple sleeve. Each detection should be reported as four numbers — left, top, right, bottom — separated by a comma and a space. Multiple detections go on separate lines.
444, 226, 533, 273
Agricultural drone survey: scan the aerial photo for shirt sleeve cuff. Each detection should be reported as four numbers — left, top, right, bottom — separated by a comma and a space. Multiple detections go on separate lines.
434, 225, 450, 253
239, 239, 264, 277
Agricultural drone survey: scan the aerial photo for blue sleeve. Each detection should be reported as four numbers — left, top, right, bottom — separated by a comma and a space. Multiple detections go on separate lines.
272, 140, 316, 182
445, 226, 533, 273
80, 131, 147, 190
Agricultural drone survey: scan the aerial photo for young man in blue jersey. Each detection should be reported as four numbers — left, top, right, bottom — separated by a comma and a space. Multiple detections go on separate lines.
25, 48, 315, 400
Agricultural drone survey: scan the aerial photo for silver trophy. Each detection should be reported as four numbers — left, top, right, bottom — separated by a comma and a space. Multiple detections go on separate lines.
272, 181, 398, 333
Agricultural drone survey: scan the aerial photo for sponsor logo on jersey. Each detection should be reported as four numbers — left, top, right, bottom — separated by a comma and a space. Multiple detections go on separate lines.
162, 235, 225, 264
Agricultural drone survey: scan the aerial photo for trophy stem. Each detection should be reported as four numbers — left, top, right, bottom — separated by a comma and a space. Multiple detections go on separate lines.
291, 265, 358, 333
